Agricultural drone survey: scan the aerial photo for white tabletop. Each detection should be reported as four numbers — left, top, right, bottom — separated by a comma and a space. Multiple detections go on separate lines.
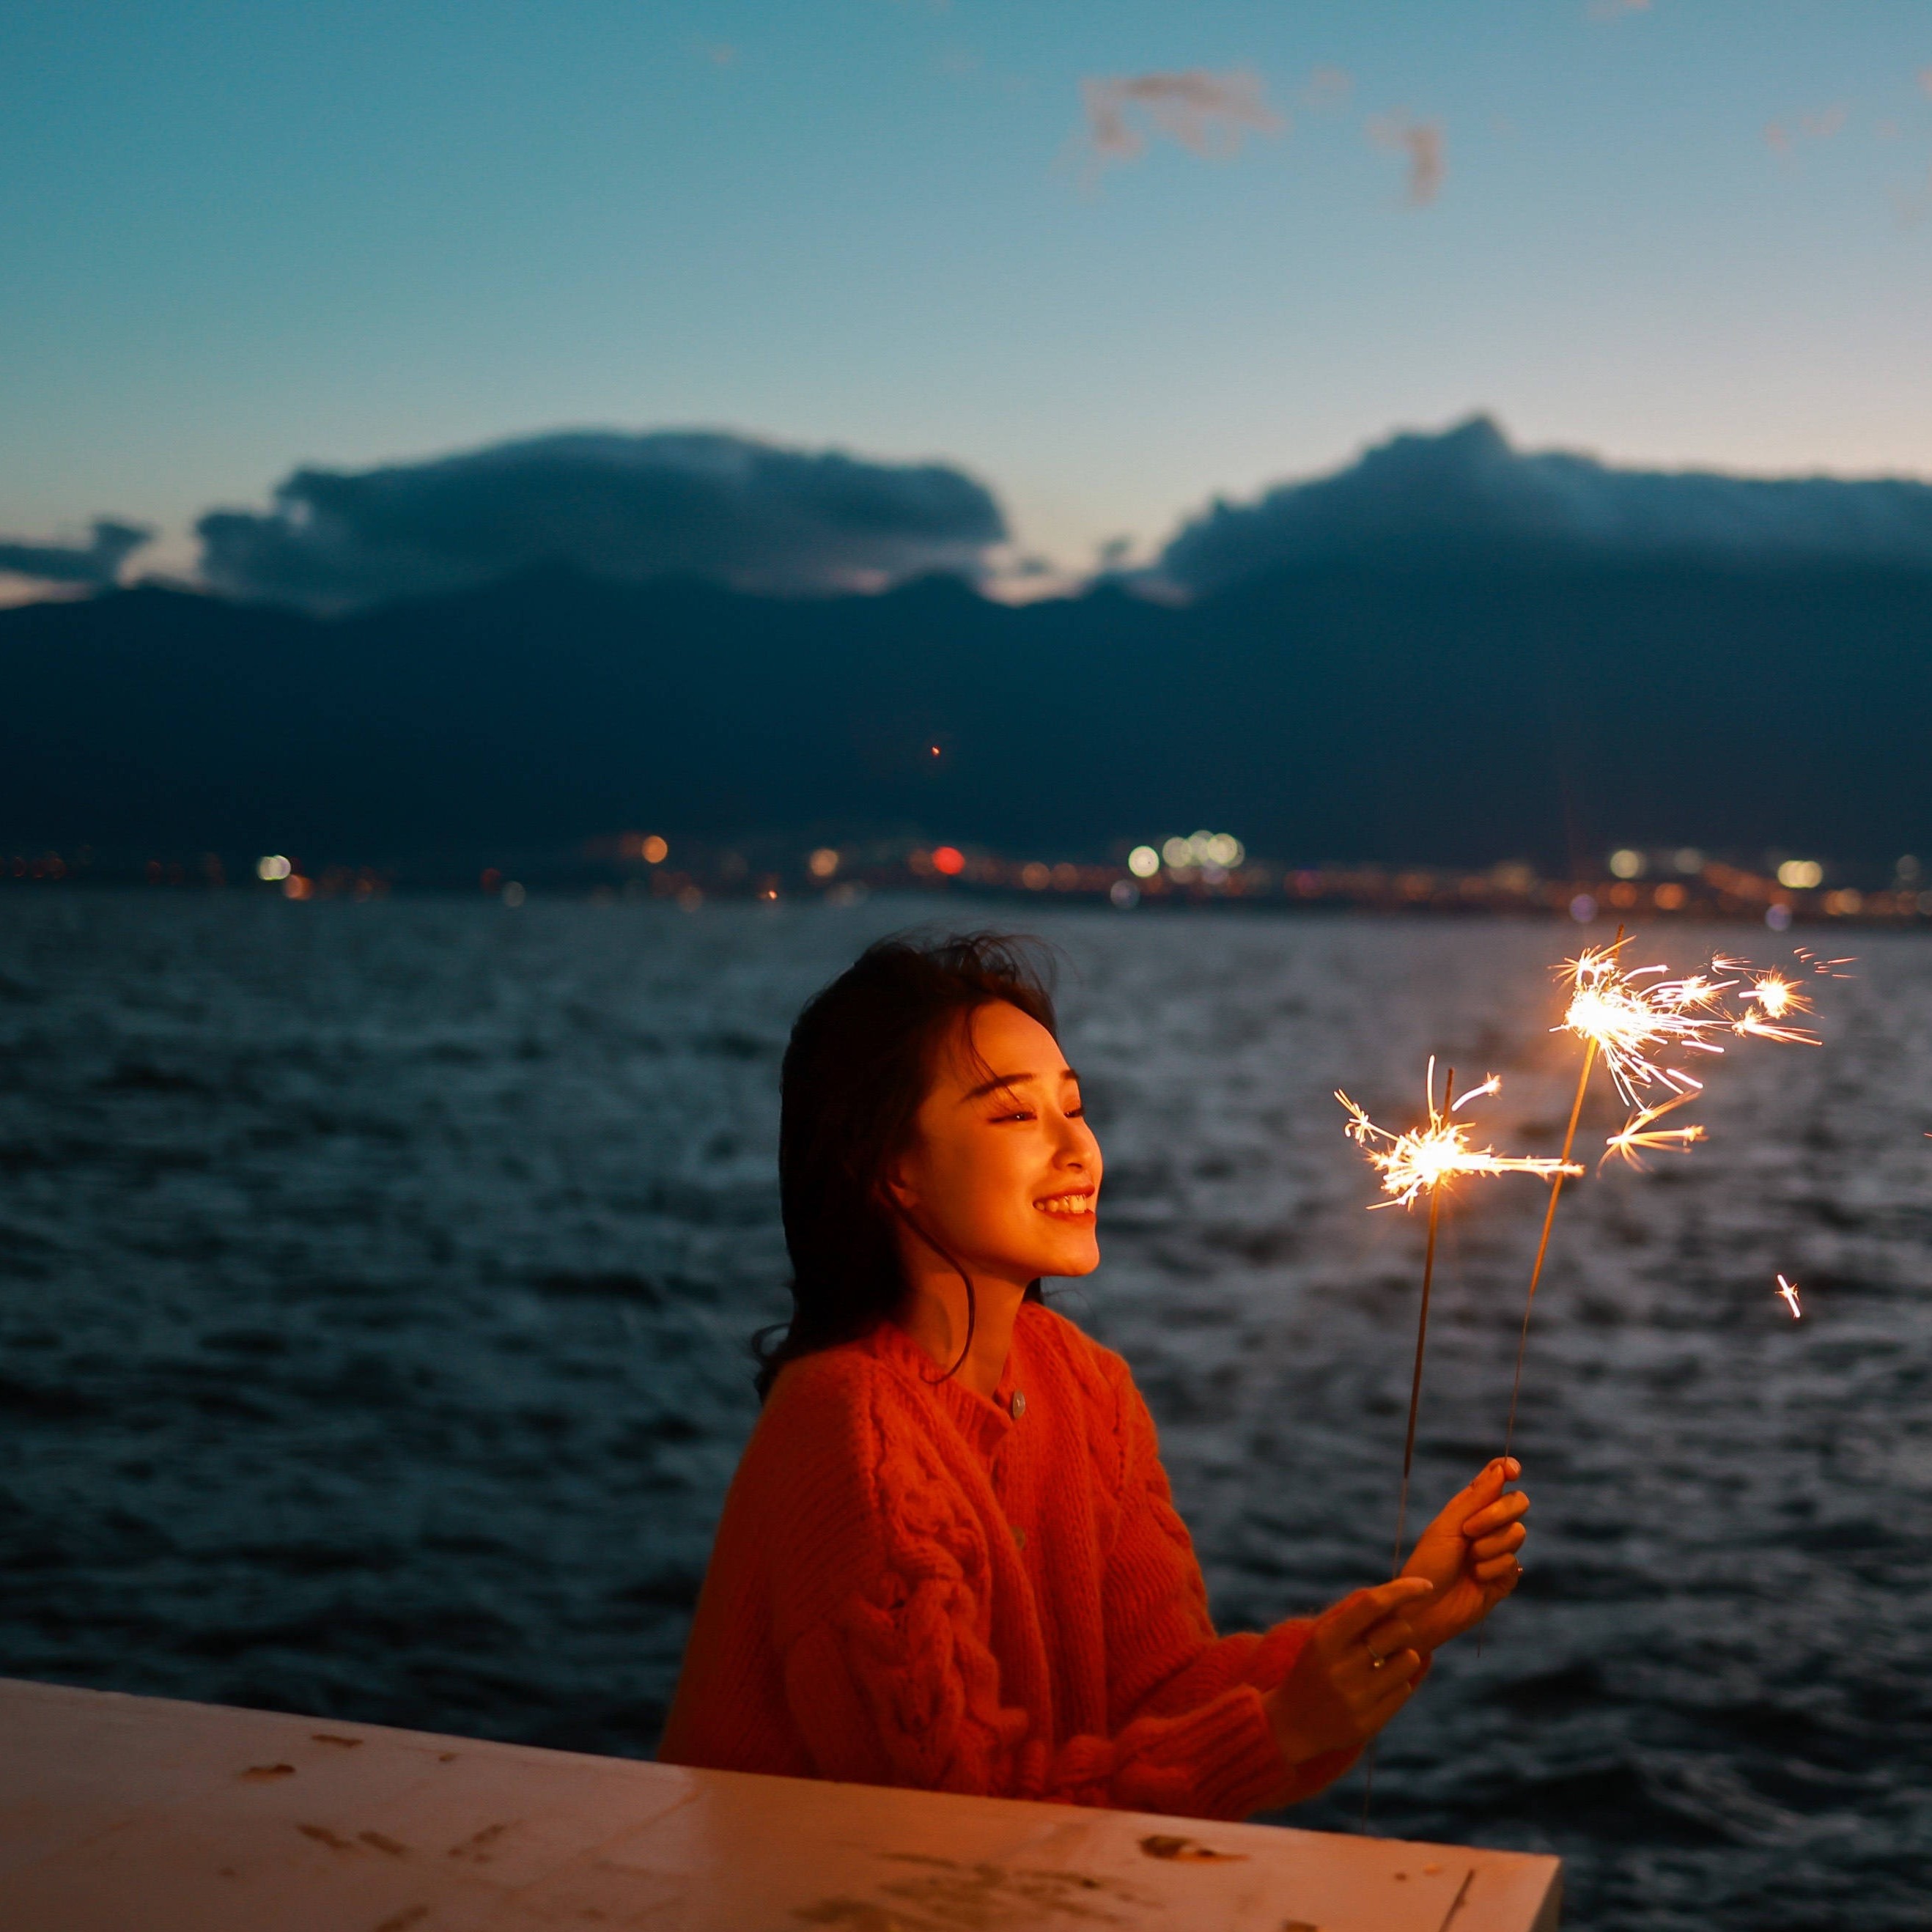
0, 1676, 1559, 1930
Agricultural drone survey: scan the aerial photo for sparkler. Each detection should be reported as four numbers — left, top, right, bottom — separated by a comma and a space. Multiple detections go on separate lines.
1503, 937, 1832, 1461
1777, 1274, 1803, 1318
1337, 1061, 1582, 1570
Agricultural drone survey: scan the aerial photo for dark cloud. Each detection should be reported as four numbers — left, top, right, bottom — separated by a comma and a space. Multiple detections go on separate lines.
1160, 415, 1932, 594
0, 519, 152, 588
196, 430, 1008, 611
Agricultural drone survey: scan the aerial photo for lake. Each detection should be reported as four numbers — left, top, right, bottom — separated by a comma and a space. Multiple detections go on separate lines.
1, 892, 1926, 1929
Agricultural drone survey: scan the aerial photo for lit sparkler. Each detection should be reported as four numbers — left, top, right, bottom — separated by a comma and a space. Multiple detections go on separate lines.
1777, 1274, 1802, 1318
1556, 940, 1733, 1107
1338, 1066, 1583, 1209
1338, 1062, 1581, 1574
1503, 937, 1837, 1462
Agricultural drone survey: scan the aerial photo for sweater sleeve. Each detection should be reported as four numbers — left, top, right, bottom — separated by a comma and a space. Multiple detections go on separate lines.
1096, 1363, 1360, 1808
771, 1379, 1293, 1821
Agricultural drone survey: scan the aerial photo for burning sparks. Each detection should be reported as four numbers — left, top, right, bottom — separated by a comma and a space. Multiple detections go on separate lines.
1777, 1274, 1803, 1319
1601, 1092, 1707, 1170
1338, 1061, 1582, 1209
1732, 971, 1822, 1045
1557, 943, 1732, 1105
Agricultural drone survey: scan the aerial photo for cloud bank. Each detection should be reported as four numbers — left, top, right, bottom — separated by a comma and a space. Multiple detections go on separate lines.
1078, 69, 1284, 182
196, 430, 1008, 611
0, 518, 152, 589
1159, 415, 1932, 594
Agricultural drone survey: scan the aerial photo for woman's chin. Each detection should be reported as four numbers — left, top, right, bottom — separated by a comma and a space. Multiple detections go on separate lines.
1034, 1234, 1101, 1279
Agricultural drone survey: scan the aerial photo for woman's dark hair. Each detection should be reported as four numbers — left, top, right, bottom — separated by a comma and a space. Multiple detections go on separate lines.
753, 929, 1058, 1401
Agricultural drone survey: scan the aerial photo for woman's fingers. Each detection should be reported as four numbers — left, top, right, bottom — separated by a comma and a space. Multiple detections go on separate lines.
1470, 1522, 1527, 1563
1474, 1554, 1524, 1585
1319, 1578, 1434, 1652
1461, 1492, 1530, 1537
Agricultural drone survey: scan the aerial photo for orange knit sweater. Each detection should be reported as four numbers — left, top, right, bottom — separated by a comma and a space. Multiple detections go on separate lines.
659, 1302, 1357, 1819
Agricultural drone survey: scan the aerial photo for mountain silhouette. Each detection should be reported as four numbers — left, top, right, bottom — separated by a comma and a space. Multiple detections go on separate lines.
3, 548, 1928, 877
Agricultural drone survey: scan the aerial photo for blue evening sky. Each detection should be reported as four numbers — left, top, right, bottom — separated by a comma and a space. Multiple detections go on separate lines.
7, 1, 1932, 577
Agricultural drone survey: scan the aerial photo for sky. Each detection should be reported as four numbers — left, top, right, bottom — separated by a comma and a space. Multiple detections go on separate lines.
7, 0, 1932, 590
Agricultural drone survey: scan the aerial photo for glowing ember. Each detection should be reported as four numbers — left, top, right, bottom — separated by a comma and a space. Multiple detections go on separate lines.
1338, 1061, 1582, 1210
1777, 1274, 1803, 1318
1601, 1092, 1707, 1170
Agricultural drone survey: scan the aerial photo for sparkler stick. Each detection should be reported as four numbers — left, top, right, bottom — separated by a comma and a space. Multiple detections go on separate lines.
1395, 1066, 1450, 1575
1341, 1060, 1578, 1830
1336, 1061, 1582, 1564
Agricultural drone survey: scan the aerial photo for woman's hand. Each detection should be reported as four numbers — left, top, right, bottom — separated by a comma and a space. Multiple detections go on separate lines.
1263, 1577, 1434, 1766
1398, 1457, 1528, 1651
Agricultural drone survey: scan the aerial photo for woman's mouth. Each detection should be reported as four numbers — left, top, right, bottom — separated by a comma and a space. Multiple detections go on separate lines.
1033, 1191, 1096, 1217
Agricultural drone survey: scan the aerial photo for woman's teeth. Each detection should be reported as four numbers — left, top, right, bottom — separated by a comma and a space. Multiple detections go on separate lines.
1035, 1194, 1094, 1216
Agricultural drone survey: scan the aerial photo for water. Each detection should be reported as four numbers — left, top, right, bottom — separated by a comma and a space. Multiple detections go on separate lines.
1, 893, 1927, 1929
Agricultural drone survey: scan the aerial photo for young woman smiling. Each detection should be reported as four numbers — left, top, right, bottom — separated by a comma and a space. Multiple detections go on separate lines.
659, 933, 1527, 1818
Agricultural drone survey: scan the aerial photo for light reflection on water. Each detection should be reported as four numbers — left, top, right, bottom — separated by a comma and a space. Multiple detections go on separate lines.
0, 893, 1926, 1929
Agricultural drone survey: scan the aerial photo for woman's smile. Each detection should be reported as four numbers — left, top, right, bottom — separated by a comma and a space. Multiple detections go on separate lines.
1033, 1189, 1096, 1217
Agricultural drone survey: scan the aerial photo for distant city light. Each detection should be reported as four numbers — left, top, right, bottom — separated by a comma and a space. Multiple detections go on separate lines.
641, 835, 668, 864
1020, 861, 1050, 889
1127, 845, 1160, 879
257, 855, 292, 882
1765, 903, 1793, 931
1569, 893, 1597, 922
1197, 832, 1244, 868
808, 847, 839, 879
1672, 848, 1705, 875
281, 874, 313, 901
1161, 836, 1194, 869
932, 845, 965, 876
1777, 859, 1824, 890
502, 881, 526, 907
1653, 882, 1687, 910
1109, 880, 1140, 909
1608, 848, 1645, 880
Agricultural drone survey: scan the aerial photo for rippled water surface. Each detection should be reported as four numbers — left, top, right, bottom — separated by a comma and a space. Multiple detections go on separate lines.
1, 893, 1928, 1929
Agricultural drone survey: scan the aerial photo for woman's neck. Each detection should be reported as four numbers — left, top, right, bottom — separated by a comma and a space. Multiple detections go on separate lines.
893, 1263, 1028, 1401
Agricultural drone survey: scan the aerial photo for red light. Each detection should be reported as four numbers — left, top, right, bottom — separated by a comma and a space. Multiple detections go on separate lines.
932, 846, 965, 877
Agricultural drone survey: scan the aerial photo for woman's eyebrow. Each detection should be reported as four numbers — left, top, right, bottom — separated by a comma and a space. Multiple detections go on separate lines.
960, 1066, 1078, 1103
961, 1071, 1034, 1103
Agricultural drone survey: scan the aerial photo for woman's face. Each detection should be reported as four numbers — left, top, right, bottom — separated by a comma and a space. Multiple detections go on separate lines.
887, 999, 1102, 1286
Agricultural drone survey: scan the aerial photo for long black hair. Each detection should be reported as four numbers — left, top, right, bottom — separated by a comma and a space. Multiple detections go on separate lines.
753, 929, 1058, 1401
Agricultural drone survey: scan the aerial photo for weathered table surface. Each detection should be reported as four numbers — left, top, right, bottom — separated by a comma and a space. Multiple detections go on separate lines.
0, 1676, 1560, 1930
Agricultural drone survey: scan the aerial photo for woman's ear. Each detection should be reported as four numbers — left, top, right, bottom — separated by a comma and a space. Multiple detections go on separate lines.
878, 1151, 917, 1214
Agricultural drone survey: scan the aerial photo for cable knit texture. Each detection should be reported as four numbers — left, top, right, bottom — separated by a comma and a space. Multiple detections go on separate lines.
660, 1302, 1357, 1818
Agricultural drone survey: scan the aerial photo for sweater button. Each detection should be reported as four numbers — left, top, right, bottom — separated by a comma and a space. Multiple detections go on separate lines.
1009, 1390, 1026, 1419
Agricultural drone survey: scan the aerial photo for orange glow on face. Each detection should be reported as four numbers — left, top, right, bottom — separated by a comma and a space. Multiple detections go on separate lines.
932, 846, 965, 876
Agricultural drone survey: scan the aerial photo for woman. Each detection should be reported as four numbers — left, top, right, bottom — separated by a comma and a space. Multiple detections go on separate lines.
660, 932, 1527, 1818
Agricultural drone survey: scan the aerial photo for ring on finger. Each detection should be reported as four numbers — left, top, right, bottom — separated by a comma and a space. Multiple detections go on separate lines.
1366, 1642, 1388, 1669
